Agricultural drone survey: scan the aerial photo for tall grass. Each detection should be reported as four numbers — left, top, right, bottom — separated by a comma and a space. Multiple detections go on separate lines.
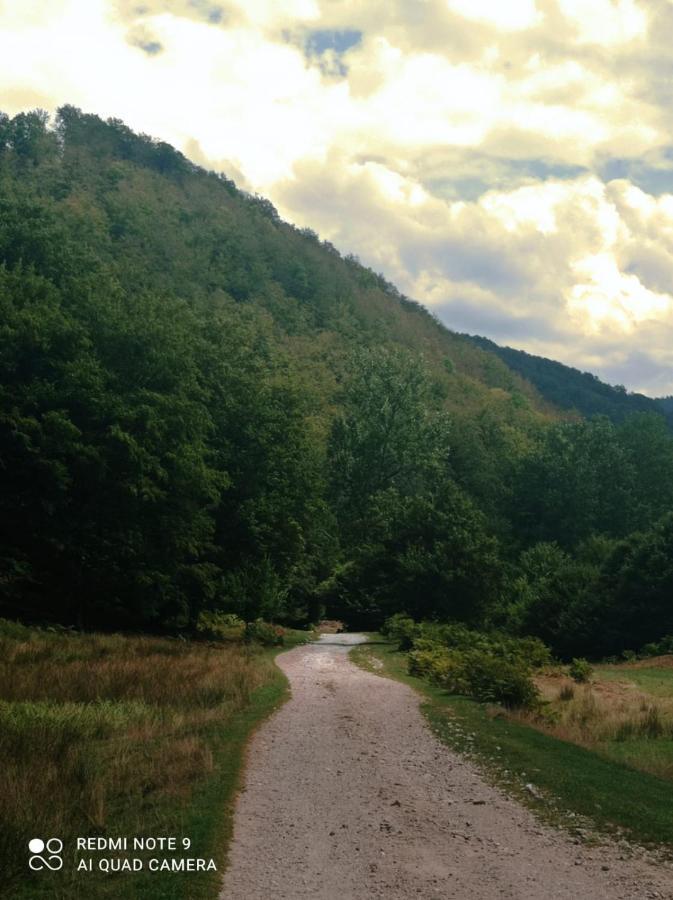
0, 621, 278, 896
513, 669, 673, 781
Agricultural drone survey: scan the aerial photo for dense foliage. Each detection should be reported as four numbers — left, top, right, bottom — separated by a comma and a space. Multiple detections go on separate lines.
1, 107, 673, 659
382, 615, 547, 708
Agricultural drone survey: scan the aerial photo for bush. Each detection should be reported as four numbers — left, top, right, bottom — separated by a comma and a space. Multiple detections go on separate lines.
245, 619, 285, 647
408, 643, 538, 709
640, 635, 673, 658
399, 620, 548, 709
569, 657, 593, 683
381, 614, 418, 650
408, 646, 447, 678
513, 636, 552, 669
462, 650, 539, 708
196, 611, 245, 642
410, 622, 551, 669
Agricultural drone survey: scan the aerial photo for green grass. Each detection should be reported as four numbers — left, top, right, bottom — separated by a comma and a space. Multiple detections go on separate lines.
1, 623, 313, 900
352, 640, 673, 850
597, 665, 673, 698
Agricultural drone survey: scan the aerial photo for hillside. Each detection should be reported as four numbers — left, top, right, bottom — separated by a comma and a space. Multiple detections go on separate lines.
0, 106, 551, 419
0, 106, 549, 626
468, 334, 672, 427
2, 106, 673, 661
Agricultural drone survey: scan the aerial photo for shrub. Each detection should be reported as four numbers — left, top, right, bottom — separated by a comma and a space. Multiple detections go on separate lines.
559, 683, 575, 701
245, 619, 285, 647
408, 647, 447, 678
513, 636, 552, 669
639, 635, 673, 658
381, 614, 418, 650
409, 642, 538, 709
411, 622, 551, 670
196, 611, 246, 642
462, 650, 539, 709
569, 658, 593, 683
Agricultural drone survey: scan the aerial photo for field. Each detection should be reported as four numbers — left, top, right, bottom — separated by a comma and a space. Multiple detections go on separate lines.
526, 657, 673, 781
352, 640, 673, 849
0, 620, 309, 899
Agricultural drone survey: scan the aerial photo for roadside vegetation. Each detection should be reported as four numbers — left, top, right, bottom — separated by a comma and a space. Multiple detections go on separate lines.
0, 618, 311, 899
355, 620, 673, 848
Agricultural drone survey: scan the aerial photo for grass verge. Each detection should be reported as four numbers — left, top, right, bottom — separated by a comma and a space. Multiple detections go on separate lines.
351, 639, 673, 851
1, 621, 311, 899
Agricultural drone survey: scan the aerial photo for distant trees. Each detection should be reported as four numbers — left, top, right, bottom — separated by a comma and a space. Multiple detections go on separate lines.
511, 415, 673, 550
469, 334, 671, 426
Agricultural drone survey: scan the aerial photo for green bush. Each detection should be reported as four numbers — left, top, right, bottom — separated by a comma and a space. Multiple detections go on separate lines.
428, 651, 470, 694
381, 614, 418, 650
639, 635, 673, 657
408, 647, 447, 678
513, 636, 552, 669
396, 619, 548, 709
0, 619, 37, 641
462, 650, 539, 708
245, 619, 285, 647
569, 657, 593, 683
196, 611, 245, 642
408, 641, 538, 708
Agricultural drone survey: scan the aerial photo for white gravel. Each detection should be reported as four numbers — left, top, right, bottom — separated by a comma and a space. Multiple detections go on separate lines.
220, 635, 673, 899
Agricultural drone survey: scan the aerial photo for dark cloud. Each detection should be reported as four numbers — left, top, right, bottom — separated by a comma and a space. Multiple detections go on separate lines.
598, 350, 673, 395
621, 242, 673, 295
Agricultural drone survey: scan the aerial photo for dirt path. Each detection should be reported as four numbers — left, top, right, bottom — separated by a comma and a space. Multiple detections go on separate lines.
220, 635, 673, 899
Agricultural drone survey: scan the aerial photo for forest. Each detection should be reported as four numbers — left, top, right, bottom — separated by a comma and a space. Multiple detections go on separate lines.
1, 106, 672, 661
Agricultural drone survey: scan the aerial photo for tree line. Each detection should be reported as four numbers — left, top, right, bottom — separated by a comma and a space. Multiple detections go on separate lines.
1, 107, 671, 658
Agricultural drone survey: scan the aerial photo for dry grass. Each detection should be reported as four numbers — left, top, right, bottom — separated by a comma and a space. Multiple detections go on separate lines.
509, 666, 673, 781
0, 621, 276, 888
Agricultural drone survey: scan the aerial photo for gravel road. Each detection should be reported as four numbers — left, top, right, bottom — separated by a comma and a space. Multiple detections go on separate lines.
220, 635, 673, 899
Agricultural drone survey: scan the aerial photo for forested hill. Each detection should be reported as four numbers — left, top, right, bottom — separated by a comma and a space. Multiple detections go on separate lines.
2, 106, 673, 660
468, 334, 673, 427
0, 106, 550, 417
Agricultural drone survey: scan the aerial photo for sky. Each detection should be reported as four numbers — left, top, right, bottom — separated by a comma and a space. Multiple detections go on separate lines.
2, 1, 673, 395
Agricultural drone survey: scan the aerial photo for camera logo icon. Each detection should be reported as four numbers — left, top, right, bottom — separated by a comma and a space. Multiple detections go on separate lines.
28, 838, 63, 871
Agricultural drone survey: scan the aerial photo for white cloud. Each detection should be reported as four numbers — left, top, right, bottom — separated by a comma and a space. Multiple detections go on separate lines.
556, 0, 647, 45
0, 0, 671, 393
445, 0, 541, 32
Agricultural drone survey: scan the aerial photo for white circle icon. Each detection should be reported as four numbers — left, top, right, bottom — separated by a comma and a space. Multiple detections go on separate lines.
29, 839, 45, 854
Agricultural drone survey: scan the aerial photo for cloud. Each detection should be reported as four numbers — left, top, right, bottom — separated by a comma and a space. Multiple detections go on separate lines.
0, 0, 672, 393
276, 163, 673, 393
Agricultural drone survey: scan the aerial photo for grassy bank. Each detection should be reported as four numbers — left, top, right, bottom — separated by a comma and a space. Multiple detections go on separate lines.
525, 658, 673, 783
352, 639, 673, 850
0, 620, 310, 899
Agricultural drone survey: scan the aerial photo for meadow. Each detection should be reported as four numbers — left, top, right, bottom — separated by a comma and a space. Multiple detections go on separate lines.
0, 619, 307, 899
525, 657, 673, 781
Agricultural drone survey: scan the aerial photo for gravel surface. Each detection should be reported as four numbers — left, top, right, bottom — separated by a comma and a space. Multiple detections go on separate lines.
220, 635, 673, 899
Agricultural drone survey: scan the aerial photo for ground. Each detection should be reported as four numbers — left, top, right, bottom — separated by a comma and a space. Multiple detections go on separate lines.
220, 635, 673, 900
